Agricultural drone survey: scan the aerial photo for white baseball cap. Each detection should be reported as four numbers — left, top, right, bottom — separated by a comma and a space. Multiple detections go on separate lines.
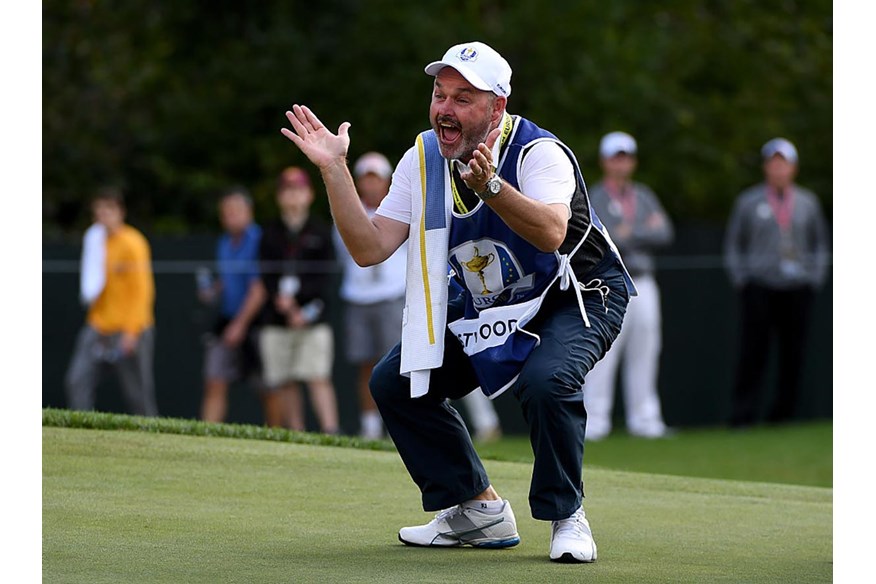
424, 41, 512, 97
761, 137, 798, 163
600, 131, 637, 158
354, 152, 393, 179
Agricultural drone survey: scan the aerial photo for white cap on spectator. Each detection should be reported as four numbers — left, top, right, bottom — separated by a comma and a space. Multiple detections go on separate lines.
354, 152, 393, 179
761, 137, 798, 163
425, 41, 512, 97
600, 131, 637, 158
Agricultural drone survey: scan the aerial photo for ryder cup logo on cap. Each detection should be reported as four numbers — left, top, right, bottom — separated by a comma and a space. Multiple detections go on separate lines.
459, 47, 478, 62
600, 131, 637, 158
424, 41, 512, 97
761, 137, 798, 163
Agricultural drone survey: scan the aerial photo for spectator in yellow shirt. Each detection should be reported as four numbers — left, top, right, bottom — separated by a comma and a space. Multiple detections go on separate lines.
65, 187, 158, 415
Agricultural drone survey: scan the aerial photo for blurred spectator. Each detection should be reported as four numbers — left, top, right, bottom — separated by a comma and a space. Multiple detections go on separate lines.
65, 187, 158, 415
583, 132, 674, 440
459, 383, 504, 443
258, 167, 340, 433
333, 152, 407, 440
197, 187, 267, 423
723, 138, 830, 427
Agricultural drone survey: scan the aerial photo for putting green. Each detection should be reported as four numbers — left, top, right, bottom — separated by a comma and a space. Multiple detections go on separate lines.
43, 428, 831, 583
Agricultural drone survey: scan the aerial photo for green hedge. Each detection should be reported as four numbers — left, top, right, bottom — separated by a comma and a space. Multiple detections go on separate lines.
42, 408, 394, 452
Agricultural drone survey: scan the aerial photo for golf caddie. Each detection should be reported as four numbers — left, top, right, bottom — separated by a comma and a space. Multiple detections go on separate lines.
281, 40, 635, 563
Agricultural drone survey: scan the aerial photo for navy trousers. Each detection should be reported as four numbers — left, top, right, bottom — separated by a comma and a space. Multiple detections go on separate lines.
371, 259, 629, 521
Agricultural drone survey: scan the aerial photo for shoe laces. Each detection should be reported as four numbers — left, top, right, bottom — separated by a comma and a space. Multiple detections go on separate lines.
553, 507, 588, 538
432, 505, 464, 525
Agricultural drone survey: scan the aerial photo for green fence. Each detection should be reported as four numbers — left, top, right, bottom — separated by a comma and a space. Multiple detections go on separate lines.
42, 223, 832, 435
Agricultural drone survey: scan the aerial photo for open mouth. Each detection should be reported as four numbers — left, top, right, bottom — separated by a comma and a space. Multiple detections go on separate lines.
437, 118, 462, 146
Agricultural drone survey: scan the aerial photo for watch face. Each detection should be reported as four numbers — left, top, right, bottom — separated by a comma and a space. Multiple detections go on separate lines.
488, 177, 501, 193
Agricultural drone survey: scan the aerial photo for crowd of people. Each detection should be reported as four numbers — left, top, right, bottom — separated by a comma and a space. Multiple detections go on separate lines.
65, 150, 507, 442
64, 45, 830, 449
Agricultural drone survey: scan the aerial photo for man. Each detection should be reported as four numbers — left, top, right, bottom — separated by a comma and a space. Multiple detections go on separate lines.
723, 138, 830, 427
198, 187, 266, 423
280, 41, 635, 563
65, 187, 158, 416
258, 167, 339, 433
583, 132, 674, 440
333, 152, 408, 439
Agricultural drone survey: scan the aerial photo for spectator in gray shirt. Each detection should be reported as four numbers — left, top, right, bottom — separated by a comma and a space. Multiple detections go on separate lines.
583, 131, 675, 440
723, 137, 830, 427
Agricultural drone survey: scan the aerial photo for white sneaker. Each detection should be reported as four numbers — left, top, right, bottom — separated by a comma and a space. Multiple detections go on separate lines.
398, 500, 520, 548
629, 424, 676, 439
359, 412, 384, 440
474, 425, 503, 443
549, 506, 597, 563
585, 422, 611, 442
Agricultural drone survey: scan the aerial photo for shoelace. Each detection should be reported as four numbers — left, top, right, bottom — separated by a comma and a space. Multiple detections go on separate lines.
553, 508, 587, 538
431, 505, 464, 525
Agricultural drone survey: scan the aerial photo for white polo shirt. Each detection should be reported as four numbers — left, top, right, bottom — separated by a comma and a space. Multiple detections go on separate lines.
375, 139, 576, 225
334, 206, 408, 305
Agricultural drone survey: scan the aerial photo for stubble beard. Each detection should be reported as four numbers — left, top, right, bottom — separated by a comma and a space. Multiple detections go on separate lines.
433, 115, 493, 163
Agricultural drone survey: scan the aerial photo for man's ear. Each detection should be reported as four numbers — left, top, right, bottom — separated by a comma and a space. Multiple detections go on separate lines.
492, 96, 507, 125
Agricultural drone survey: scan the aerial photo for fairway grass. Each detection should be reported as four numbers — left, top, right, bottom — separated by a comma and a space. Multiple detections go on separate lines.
43, 427, 832, 583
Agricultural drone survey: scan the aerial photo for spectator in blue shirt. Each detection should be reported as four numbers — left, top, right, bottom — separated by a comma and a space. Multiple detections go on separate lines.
198, 187, 267, 423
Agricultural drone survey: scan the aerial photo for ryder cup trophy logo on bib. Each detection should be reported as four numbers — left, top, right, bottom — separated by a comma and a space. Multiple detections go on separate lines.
458, 47, 478, 62
449, 240, 534, 309
463, 246, 495, 295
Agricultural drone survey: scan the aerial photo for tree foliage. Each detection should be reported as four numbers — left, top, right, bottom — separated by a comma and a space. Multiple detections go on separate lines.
43, 0, 832, 236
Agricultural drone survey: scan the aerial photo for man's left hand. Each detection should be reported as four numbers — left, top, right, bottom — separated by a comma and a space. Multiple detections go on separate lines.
460, 128, 501, 193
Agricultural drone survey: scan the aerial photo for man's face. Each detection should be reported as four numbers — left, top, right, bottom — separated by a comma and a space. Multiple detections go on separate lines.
219, 194, 252, 235
355, 173, 390, 207
763, 155, 797, 188
429, 67, 502, 162
92, 199, 124, 230
277, 185, 313, 214
601, 153, 637, 181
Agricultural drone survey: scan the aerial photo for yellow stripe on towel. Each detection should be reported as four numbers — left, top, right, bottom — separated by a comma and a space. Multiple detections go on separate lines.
416, 134, 436, 345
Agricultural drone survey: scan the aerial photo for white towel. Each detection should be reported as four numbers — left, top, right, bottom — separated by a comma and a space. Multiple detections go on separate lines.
80, 223, 107, 306
399, 131, 453, 398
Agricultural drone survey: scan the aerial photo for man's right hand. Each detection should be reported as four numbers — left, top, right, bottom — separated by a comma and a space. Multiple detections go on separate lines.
281, 105, 350, 171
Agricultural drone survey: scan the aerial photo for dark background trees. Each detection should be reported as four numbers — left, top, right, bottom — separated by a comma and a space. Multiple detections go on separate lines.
43, 0, 832, 237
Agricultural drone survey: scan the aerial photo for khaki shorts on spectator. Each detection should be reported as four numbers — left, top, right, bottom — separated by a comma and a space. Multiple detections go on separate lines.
259, 324, 333, 388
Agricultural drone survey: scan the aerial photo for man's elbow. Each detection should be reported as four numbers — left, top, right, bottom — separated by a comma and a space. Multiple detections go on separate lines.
351, 248, 384, 267
535, 225, 567, 253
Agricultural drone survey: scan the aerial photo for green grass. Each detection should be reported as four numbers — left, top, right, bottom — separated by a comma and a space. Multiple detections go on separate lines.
42, 418, 832, 583
477, 422, 833, 488
43, 409, 833, 487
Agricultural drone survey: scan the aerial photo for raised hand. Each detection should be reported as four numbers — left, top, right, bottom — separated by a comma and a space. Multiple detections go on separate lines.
460, 127, 501, 193
281, 105, 351, 171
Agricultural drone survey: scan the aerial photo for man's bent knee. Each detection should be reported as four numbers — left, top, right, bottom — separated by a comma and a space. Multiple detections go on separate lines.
369, 353, 405, 405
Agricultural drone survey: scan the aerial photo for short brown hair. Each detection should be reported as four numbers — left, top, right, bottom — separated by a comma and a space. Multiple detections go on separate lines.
92, 186, 125, 209
277, 166, 312, 190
